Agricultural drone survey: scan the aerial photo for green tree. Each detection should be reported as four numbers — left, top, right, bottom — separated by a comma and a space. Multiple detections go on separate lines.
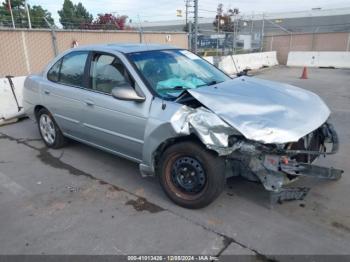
58, 0, 75, 28
0, 0, 54, 28
58, 0, 93, 29
75, 3, 93, 23
30, 5, 54, 28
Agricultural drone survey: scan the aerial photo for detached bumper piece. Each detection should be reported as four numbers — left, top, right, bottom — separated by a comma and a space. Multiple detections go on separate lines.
281, 162, 343, 180
260, 158, 343, 206
270, 187, 310, 206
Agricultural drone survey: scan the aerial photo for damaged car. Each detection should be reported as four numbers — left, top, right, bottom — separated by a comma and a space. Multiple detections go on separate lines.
23, 44, 343, 209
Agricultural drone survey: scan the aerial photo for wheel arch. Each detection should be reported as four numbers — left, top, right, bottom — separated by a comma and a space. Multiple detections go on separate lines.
34, 105, 46, 120
152, 134, 218, 175
34, 106, 63, 133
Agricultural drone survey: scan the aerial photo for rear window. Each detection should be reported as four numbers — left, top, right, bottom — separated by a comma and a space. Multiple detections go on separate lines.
47, 59, 62, 82
59, 52, 88, 87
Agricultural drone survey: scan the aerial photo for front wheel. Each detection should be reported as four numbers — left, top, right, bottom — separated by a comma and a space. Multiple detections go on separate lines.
158, 141, 226, 209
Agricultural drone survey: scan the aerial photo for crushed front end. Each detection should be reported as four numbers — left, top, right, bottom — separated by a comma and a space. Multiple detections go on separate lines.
226, 122, 343, 203
166, 101, 343, 204
159, 77, 344, 205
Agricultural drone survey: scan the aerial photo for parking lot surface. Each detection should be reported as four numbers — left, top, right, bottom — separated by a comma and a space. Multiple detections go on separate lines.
0, 66, 350, 257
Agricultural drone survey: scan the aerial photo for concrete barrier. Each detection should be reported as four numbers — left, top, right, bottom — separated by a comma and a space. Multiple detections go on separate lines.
287, 51, 350, 68
0, 76, 26, 125
218, 55, 237, 75
204, 51, 278, 75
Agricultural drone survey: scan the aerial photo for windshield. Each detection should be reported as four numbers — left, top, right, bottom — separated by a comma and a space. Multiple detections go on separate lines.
127, 49, 230, 99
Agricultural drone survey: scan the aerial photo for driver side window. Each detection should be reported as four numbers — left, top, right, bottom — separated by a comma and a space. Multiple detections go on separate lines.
89, 53, 134, 94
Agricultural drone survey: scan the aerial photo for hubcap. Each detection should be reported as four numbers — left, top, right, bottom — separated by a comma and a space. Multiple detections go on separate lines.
171, 156, 206, 194
39, 114, 56, 145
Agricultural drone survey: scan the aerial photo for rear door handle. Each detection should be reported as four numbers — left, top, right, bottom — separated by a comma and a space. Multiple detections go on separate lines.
44, 90, 50, 95
84, 100, 94, 106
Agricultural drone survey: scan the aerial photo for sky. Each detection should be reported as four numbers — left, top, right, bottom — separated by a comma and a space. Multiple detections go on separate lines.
14, 0, 350, 24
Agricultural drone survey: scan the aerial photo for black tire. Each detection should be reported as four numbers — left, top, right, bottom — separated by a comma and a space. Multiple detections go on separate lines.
158, 141, 226, 209
37, 108, 66, 149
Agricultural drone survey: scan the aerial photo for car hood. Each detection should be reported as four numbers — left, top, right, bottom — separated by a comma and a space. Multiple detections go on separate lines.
187, 76, 330, 144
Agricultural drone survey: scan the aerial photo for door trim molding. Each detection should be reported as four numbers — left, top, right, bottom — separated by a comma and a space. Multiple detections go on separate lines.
83, 123, 144, 144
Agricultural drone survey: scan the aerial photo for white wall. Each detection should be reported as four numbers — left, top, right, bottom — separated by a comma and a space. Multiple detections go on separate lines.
287, 51, 350, 68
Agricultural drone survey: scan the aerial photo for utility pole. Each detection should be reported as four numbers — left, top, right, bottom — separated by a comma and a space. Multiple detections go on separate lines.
185, 0, 189, 27
193, 0, 198, 54
24, 0, 32, 29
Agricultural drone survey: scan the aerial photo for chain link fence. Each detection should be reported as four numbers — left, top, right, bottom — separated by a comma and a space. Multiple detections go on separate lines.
187, 11, 350, 56
0, 29, 188, 77
187, 15, 265, 56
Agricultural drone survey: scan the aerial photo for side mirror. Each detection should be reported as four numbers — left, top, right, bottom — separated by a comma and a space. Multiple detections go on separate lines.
111, 86, 145, 102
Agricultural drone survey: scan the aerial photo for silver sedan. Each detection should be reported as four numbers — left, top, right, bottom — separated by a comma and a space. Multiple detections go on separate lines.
23, 44, 343, 208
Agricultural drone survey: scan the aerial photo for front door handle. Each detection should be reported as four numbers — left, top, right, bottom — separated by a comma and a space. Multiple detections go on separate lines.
84, 100, 94, 106
44, 90, 50, 95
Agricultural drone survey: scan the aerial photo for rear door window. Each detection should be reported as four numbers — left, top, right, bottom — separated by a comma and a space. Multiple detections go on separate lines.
58, 51, 88, 87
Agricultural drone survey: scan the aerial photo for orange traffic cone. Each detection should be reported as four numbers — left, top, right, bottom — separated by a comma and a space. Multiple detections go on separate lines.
300, 67, 308, 79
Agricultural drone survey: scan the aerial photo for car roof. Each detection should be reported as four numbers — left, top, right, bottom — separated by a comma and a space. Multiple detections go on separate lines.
72, 43, 180, 54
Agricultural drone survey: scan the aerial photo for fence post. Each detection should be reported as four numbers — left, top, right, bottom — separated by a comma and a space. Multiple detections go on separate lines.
270, 35, 274, 51
232, 32, 235, 54
136, 14, 144, 44
50, 30, 58, 57
138, 28, 144, 44
311, 31, 317, 51
188, 21, 192, 51
44, 17, 58, 57
289, 33, 293, 52
260, 13, 265, 52
21, 31, 31, 74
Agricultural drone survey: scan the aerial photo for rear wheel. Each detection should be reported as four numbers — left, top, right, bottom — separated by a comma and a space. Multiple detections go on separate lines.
37, 108, 66, 149
158, 141, 226, 209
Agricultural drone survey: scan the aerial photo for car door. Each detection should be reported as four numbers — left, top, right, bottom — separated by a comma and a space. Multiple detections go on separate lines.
41, 51, 89, 139
81, 51, 151, 162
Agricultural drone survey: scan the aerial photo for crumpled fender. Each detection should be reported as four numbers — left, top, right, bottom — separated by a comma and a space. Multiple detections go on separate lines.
141, 98, 241, 175
170, 106, 240, 155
